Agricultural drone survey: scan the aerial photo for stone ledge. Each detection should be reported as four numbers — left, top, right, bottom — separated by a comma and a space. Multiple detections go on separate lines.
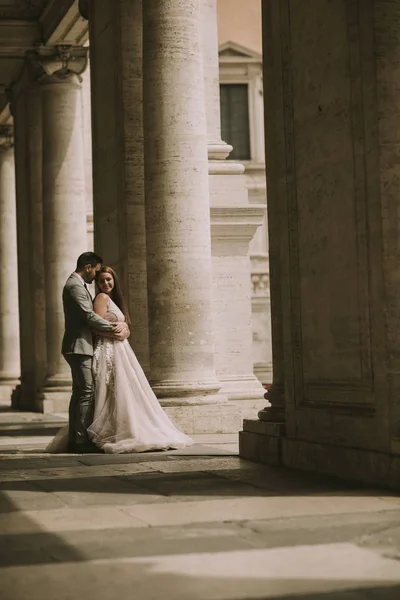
282, 438, 400, 491
239, 430, 282, 467
242, 418, 285, 437
239, 427, 400, 491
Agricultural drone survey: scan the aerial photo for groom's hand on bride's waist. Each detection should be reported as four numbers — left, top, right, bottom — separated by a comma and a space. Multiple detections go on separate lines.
111, 323, 130, 341
113, 323, 125, 334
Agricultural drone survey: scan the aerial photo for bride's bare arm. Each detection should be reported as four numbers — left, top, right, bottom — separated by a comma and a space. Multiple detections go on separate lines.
94, 294, 130, 340
93, 293, 110, 319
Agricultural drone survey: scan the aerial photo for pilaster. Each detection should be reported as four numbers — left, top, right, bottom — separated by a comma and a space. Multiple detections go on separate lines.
0, 124, 20, 402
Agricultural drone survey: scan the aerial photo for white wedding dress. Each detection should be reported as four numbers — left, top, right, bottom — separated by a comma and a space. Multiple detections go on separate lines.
46, 297, 193, 454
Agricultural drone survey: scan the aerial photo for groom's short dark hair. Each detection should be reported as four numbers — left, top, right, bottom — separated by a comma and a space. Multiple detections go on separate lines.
76, 252, 103, 270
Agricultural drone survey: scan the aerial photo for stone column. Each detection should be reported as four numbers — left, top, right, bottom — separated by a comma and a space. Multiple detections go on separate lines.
200, 0, 266, 418
86, 0, 150, 373
142, 0, 225, 416
81, 58, 94, 251
12, 80, 47, 411
375, 0, 400, 443
33, 46, 88, 412
0, 126, 20, 402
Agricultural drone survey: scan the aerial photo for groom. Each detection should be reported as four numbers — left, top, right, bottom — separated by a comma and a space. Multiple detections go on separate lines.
62, 252, 127, 453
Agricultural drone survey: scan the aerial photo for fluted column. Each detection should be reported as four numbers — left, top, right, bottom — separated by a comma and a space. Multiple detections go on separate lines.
200, 0, 265, 414
143, 0, 223, 405
0, 126, 20, 402
81, 59, 94, 251
33, 46, 88, 411
86, 0, 150, 373
12, 80, 47, 411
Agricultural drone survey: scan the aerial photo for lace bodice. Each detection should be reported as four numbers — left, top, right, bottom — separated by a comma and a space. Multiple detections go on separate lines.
105, 297, 125, 323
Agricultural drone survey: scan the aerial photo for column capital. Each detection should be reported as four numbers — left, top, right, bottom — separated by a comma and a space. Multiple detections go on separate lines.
27, 45, 88, 84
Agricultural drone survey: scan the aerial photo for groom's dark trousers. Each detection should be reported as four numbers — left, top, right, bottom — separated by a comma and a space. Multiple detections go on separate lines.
64, 354, 95, 447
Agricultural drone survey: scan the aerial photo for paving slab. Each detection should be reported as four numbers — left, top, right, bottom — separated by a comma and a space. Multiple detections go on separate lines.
1, 544, 400, 600
0, 481, 67, 512
0, 504, 148, 535
0, 522, 259, 567
120, 494, 400, 527
34, 475, 172, 508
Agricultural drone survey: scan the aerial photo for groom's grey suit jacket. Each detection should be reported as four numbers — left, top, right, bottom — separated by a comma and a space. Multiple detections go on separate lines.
62, 273, 114, 356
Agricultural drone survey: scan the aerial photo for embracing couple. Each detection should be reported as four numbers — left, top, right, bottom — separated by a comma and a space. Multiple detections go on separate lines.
47, 252, 193, 454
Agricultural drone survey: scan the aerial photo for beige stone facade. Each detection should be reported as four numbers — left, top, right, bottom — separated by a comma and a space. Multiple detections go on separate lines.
0, 0, 399, 488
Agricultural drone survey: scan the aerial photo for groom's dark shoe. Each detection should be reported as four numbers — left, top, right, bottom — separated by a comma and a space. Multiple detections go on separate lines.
69, 441, 104, 454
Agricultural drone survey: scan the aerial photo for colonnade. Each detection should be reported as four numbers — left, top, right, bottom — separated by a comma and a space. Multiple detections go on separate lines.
0, 0, 264, 433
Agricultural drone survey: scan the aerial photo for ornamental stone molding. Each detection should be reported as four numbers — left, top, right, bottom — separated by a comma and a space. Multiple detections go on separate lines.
251, 273, 269, 297
8, 44, 88, 114
27, 44, 88, 83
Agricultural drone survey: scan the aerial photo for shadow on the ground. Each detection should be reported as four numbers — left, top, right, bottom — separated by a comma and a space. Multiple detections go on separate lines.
239, 587, 400, 599
1, 552, 400, 600
1, 465, 397, 499
0, 493, 83, 568
0, 425, 66, 437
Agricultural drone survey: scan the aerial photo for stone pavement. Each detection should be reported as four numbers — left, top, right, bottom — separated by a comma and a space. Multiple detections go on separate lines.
1, 407, 400, 600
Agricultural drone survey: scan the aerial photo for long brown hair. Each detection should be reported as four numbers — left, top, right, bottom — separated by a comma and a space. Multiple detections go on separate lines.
96, 266, 131, 326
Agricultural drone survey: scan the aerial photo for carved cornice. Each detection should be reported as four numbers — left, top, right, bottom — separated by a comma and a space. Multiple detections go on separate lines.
210, 205, 266, 244
27, 44, 88, 83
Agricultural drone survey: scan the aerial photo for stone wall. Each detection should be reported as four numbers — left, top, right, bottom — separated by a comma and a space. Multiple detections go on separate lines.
240, 0, 400, 489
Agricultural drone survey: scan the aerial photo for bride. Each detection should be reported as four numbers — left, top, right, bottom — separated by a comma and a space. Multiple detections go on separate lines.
47, 266, 193, 454
87, 266, 193, 453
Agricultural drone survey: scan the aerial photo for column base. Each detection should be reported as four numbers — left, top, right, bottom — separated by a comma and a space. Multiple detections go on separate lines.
0, 378, 19, 403
36, 386, 71, 414
12, 383, 38, 411
164, 402, 242, 434
258, 406, 285, 422
151, 381, 226, 407
239, 419, 286, 466
161, 376, 267, 433
153, 380, 242, 434
219, 375, 266, 421
239, 419, 400, 491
